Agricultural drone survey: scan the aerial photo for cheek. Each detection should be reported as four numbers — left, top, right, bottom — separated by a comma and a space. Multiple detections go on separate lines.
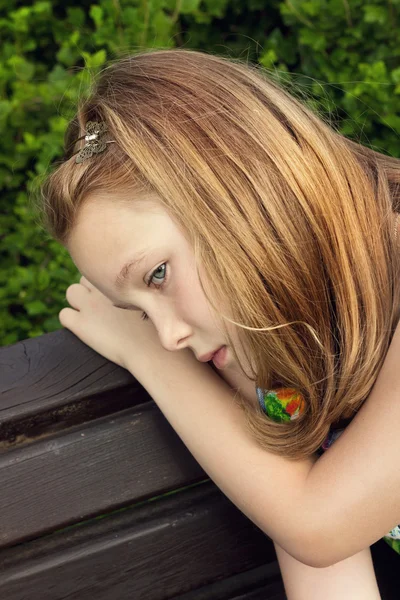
174, 275, 216, 326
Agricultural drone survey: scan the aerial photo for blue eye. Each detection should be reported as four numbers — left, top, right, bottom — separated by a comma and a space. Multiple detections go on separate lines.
147, 263, 167, 289
141, 263, 169, 322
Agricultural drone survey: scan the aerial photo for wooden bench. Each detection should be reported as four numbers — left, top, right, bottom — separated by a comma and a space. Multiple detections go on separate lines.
0, 328, 398, 599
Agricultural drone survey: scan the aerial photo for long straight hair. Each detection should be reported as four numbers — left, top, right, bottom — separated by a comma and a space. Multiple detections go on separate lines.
38, 49, 400, 460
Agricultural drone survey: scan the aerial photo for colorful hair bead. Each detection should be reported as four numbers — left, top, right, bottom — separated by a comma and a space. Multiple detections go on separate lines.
256, 387, 306, 423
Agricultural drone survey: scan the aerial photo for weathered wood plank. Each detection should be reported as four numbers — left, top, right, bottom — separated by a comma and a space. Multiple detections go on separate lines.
0, 401, 208, 548
0, 329, 145, 445
173, 563, 286, 599
2, 330, 399, 600
0, 483, 281, 600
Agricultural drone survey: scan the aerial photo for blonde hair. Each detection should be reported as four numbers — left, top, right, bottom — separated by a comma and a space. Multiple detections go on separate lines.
37, 48, 400, 460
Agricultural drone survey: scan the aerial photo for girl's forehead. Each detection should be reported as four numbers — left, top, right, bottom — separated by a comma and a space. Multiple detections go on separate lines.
72, 195, 170, 240
68, 196, 187, 271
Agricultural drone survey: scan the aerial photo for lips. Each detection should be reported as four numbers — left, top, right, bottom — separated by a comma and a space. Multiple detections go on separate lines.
211, 345, 227, 369
198, 346, 224, 362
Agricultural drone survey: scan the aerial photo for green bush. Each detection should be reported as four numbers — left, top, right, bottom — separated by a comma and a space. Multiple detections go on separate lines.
1, 0, 399, 346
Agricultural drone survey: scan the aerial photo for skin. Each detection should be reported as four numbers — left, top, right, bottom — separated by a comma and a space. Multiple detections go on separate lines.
67, 191, 258, 404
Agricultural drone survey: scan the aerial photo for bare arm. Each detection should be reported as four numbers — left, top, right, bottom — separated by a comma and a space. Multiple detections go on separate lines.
303, 321, 400, 567
209, 324, 400, 568
126, 321, 400, 569
216, 326, 400, 568
127, 347, 319, 565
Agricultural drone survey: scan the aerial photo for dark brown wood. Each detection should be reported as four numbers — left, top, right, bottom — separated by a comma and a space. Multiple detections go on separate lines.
0, 329, 399, 599
0, 329, 145, 446
173, 563, 286, 600
0, 482, 282, 600
0, 329, 286, 599
0, 401, 207, 548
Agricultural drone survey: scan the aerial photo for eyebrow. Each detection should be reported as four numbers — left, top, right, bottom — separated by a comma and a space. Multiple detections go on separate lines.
112, 250, 149, 310
114, 251, 148, 291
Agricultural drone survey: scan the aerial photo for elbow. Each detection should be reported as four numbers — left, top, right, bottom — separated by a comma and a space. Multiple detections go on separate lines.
302, 552, 353, 570
292, 529, 351, 569
285, 542, 330, 569
281, 497, 353, 568
265, 490, 351, 568
299, 550, 338, 570
276, 521, 344, 569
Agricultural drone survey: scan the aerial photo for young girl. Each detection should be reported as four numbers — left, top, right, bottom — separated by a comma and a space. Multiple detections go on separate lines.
37, 49, 400, 599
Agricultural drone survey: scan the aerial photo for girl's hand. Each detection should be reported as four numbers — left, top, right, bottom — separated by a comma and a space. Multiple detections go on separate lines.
59, 276, 162, 371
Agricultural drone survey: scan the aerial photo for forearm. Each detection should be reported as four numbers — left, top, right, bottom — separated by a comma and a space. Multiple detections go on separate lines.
126, 319, 400, 568
127, 348, 317, 563
303, 322, 400, 567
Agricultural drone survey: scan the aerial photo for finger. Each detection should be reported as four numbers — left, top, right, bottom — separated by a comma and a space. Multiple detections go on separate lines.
59, 307, 78, 329
65, 283, 90, 309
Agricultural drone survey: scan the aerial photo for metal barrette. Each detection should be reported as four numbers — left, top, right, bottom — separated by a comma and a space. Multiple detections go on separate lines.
69, 120, 116, 164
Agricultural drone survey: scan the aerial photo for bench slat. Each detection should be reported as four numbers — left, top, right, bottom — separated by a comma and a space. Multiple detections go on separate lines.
0, 483, 280, 600
0, 402, 208, 548
0, 330, 143, 445
173, 563, 286, 599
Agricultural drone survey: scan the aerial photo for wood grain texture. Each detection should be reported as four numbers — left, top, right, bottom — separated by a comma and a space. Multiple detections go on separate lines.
0, 329, 398, 599
0, 401, 208, 548
0, 328, 144, 445
0, 482, 282, 600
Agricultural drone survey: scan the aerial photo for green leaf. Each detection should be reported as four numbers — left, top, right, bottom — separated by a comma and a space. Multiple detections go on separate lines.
0, 100, 12, 120
180, 0, 202, 13
90, 5, 104, 28
33, 2, 52, 15
392, 67, 400, 84
299, 29, 327, 52
25, 300, 48, 316
363, 5, 387, 25
37, 270, 51, 290
259, 48, 278, 69
81, 49, 107, 69
48, 65, 68, 84
7, 56, 35, 81
66, 7, 85, 28
56, 45, 76, 67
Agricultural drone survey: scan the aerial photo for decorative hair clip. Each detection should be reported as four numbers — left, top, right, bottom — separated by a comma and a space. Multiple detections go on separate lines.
256, 386, 306, 423
69, 120, 116, 164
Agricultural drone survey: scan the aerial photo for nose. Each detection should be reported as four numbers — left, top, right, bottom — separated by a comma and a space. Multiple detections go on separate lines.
155, 312, 192, 353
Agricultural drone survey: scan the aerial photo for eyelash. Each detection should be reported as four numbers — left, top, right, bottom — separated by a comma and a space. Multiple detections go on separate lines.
140, 262, 169, 322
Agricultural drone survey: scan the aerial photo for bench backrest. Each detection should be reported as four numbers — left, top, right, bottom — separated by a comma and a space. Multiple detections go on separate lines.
0, 329, 286, 599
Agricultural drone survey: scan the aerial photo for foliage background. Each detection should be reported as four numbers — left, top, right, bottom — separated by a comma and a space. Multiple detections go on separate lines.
1, 0, 399, 347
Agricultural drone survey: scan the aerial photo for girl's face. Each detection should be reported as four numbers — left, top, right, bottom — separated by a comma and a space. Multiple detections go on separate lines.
67, 191, 249, 371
